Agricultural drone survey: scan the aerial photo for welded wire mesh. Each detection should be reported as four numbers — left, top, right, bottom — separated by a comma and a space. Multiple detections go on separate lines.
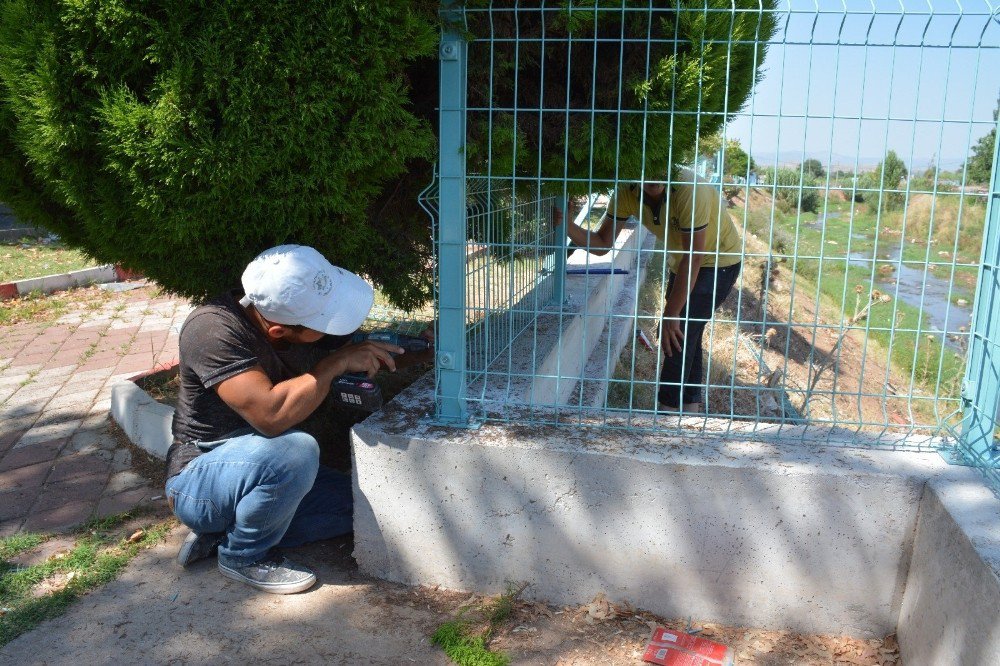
429, 2, 1000, 486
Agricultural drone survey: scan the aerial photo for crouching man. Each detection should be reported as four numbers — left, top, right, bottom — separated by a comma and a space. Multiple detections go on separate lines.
165, 245, 402, 594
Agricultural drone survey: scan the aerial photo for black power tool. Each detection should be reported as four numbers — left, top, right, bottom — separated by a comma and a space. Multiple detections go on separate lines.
330, 331, 432, 412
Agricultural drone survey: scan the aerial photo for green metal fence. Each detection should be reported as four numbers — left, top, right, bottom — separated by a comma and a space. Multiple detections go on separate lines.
429, 2, 1000, 489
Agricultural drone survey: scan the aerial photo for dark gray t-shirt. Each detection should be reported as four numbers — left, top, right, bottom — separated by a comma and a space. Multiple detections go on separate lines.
166, 291, 348, 478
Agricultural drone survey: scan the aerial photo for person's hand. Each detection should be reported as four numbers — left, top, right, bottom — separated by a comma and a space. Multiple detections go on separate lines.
661, 318, 684, 357
552, 199, 580, 229
327, 341, 402, 378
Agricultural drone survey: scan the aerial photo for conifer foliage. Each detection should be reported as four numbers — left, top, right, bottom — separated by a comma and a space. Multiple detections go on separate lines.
0, 0, 440, 306
0, 1, 776, 304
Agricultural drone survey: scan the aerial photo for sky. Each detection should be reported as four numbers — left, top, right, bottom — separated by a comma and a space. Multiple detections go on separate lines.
725, 0, 1000, 171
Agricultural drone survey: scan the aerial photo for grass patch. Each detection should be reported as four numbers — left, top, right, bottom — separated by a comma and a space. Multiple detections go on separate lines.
0, 509, 172, 647
745, 194, 970, 390
431, 582, 526, 666
0, 239, 98, 283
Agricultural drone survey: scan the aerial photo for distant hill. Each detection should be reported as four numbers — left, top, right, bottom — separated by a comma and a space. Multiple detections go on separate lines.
751, 152, 965, 172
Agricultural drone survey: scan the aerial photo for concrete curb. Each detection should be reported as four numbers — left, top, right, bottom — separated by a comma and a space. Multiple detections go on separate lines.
0, 226, 47, 242
0, 264, 142, 300
109, 364, 177, 460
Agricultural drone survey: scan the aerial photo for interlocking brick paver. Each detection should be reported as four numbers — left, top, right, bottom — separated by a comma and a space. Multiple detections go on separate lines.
21, 421, 84, 444
1, 286, 187, 535
67, 427, 115, 455
0, 438, 66, 472
8, 384, 63, 403
31, 473, 109, 512
0, 385, 21, 404
110, 447, 133, 472
0, 518, 25, 537
33, 366, 78, 381
22, 503, 95, 532
105, 470, 148, 495
2, 413, 41, 433
11, 352, 55, 368
47, 452, 112, 485
95, 486, 154, 518
0, 460, 53, 490
0, 428, 29, 455
0, 488, 42, 522
0, 373, 32, 388
0, 363, 41, 378
54, 378, 108, 397
0, 401, 48, 420
46, 389, 101, 411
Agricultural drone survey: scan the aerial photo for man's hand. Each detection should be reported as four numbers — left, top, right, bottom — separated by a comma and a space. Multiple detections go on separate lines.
327, 340, 402, 378
661, 317, 685, 357
552, 200, 582, 229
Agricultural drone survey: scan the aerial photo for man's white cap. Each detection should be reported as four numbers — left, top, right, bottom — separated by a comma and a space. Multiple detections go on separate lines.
240, 245, 374, 336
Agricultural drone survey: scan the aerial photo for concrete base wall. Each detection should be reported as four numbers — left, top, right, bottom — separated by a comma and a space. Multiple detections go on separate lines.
352, 387, 983, 637
897, 477, 1000, 666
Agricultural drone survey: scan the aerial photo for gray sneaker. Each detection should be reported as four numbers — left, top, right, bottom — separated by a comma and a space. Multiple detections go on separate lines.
176, 531, 224, 568
218, 554, 317, 594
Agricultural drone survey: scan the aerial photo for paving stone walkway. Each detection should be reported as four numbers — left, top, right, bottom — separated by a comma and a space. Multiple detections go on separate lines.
0, 286, 192, 536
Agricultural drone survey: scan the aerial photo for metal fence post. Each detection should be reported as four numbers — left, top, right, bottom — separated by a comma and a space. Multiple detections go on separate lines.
435, 5, 469, 424
959, 118, 1000, 462
551, 194, 568, 305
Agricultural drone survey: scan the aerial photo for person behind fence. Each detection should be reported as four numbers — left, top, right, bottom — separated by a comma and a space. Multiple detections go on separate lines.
165, 244, 405, 594
554, 172, 742, 413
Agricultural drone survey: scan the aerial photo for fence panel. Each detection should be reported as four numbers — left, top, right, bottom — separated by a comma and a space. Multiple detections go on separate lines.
427, 2, 1000, 487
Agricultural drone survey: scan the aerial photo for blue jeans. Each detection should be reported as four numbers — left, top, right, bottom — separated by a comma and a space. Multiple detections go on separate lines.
165, 430, 353, 567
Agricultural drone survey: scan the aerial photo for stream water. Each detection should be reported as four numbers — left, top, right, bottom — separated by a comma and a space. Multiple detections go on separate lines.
803, 211, 971, 351
848, 245, 971, 351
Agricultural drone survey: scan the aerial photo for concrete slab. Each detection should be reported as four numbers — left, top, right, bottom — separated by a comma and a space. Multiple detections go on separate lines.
352, 380, 976, 638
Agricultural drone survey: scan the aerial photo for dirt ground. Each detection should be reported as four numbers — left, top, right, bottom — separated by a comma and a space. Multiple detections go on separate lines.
2, 522, 901, 665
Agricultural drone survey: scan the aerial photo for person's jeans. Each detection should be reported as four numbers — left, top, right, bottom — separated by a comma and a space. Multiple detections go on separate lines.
165, 430, 353, 567
658, 262, 741, 408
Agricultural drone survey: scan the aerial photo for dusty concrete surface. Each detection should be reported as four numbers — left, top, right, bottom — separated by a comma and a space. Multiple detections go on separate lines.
897, 476, 1000, 666
0, 527, 451, 666
1, 522, 905, 666
353, 382, 974, 637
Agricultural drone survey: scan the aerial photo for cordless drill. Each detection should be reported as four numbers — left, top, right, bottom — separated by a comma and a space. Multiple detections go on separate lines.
330, 330, 432, 412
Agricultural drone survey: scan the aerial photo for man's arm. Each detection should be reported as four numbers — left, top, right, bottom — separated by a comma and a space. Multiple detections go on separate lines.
554, 206, 620, 256
661, 228, 706, 357
215, 341, 400, 437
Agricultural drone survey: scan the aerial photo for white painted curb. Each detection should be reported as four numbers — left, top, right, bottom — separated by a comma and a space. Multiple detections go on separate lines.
110, 379, 173, 460
0, 263, 134, 300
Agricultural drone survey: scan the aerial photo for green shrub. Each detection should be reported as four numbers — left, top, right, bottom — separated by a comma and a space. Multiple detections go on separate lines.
856, 150, 908, 212
0, 0, 439, 306
963, 97, 997, 185
760, 167, 820, 214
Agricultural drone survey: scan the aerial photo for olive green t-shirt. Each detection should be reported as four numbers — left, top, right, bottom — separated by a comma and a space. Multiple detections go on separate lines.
607, 182, 742, 274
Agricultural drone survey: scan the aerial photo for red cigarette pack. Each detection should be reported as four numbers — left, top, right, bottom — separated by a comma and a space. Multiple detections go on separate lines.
642, 627, 734, 666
